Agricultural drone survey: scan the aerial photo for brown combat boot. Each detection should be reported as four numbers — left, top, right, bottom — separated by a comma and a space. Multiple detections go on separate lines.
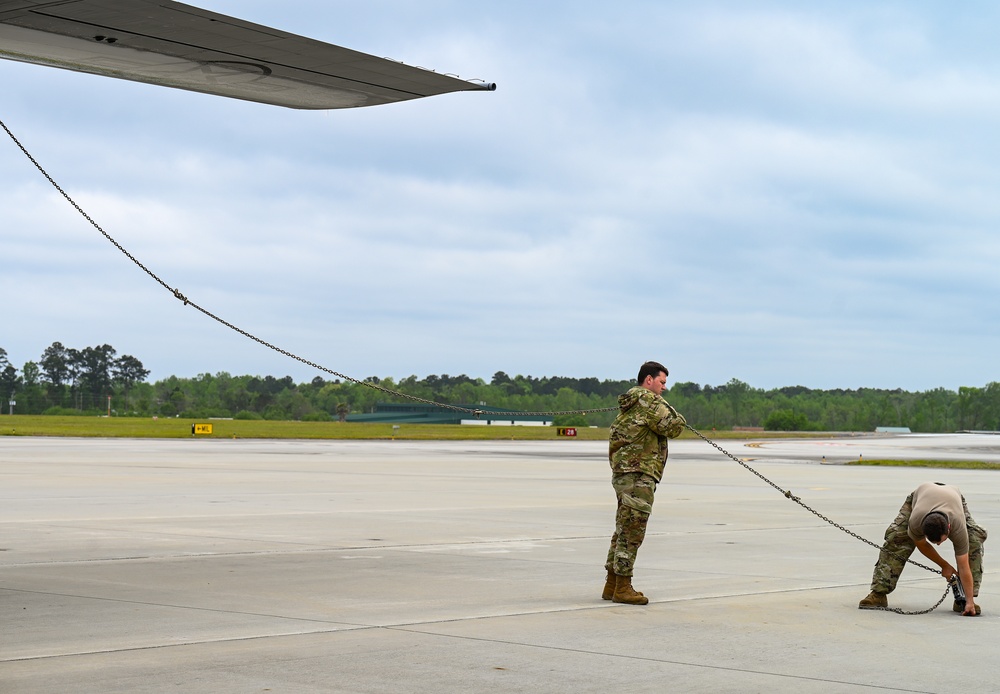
858, 591, 887, 609
612, 575, 649, 605
602, 570, 616, 600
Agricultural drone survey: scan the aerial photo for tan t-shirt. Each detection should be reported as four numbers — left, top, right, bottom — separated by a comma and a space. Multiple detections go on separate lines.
907, 482, 969, 555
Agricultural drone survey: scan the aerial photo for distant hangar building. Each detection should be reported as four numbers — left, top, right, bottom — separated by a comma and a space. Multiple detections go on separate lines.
346, 403, 552, 426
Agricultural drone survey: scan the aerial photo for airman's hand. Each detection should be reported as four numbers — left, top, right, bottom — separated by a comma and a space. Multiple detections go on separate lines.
666, 414, 686, 438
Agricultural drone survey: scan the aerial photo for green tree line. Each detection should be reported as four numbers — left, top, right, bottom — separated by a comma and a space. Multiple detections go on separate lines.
1, 343, 149, 415
2, 345, 1000, 431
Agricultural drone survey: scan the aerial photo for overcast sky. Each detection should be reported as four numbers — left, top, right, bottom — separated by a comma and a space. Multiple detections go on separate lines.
3, 0, 1000, 391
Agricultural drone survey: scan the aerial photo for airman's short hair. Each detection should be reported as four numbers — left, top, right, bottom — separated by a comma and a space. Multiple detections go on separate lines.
637, 361, 668, 385
923, 511, 949, 543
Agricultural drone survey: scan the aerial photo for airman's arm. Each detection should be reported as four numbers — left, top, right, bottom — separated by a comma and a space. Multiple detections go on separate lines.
650, 400, 686, 439
916, 539, 979, 616
914, 538, 952, 576
956, 553, 978, 616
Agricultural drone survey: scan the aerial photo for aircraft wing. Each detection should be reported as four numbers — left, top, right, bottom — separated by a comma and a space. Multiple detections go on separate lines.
0, 0, 495, 109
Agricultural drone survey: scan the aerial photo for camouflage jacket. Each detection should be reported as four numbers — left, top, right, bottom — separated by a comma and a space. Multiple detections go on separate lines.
608, 386, 686, 482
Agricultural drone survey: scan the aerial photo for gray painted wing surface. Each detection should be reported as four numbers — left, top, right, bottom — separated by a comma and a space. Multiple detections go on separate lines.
0, 0, 494, 109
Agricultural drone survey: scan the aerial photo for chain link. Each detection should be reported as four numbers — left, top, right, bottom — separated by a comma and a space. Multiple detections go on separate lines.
684, 423, 957, 614
1, 117, 964, 614
2, 116, 616, 420
874, 582, 955, 616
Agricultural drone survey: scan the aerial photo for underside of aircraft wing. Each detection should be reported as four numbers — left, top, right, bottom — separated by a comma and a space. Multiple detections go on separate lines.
0, 0, 495, 109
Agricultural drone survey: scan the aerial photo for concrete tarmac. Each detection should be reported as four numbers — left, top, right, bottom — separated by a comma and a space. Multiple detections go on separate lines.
1, 433, 998, 693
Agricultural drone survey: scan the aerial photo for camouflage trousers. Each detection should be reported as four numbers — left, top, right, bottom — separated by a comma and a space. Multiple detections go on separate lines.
605, 472, 657, 577
870, 492, 988, 595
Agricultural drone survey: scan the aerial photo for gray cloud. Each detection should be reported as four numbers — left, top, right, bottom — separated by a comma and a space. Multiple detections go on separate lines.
3, 1, 1000, 390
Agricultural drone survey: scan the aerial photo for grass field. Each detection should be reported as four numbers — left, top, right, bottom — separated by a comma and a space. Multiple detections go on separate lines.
0, 415, 610, 440
2, 418, 994, 470
847, 459, 1000, 470
0, 415, 830, 442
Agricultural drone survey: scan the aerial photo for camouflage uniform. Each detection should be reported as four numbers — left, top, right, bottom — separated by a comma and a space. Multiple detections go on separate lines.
605, 386, 685, 577
870, 486, 988, 595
